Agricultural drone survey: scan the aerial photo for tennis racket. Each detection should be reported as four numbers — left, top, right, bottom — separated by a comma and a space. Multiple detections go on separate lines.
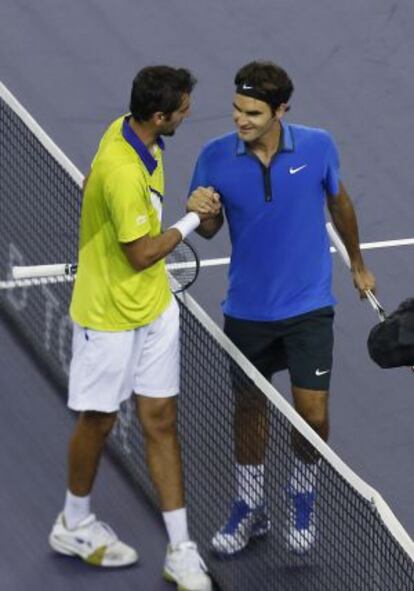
2, 239, 200, 294
326, 222, 386, 321
327, 222, 414, 372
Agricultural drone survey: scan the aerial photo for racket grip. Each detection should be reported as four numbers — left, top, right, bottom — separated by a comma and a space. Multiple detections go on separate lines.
326, 222, 351, 268
12, 264, 70, 279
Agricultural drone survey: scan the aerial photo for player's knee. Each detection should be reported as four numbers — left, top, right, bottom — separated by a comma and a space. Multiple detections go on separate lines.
80, 410, 117, 438
301, 408, 327, 435
141, 399, 177, 441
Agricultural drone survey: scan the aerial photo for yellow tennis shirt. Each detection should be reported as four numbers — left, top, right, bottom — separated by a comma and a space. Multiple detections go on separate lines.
70, 116, 172, 330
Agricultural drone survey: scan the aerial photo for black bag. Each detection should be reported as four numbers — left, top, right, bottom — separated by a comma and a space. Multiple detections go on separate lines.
367, 298, 414, 368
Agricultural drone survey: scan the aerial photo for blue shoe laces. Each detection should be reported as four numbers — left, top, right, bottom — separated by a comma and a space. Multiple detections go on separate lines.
291, 491, 315, 530
221, 499, 252, 535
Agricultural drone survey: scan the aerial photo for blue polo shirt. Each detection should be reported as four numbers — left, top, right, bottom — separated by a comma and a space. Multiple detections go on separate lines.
189, 121, 341, 321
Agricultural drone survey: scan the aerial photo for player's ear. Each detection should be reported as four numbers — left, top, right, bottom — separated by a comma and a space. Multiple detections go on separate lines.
275, 103, 289, 119
152, 112, 167, 126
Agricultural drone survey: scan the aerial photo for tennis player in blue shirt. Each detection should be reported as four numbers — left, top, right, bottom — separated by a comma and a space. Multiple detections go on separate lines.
187, 61, 376, 555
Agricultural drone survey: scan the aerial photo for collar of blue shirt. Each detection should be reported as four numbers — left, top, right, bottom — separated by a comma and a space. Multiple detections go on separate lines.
236, 120, 294, 156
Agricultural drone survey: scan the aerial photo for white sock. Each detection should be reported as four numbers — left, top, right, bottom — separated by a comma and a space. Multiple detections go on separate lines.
63, 490, 91, 529
289, 457, 319, 494
236, 463, 264, 508
162, 507, 190, 546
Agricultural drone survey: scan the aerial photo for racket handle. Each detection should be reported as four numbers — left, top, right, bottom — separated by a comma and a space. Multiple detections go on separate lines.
12, 263, 73, 279
326, 222, 351, 268
326, 222, 386, 321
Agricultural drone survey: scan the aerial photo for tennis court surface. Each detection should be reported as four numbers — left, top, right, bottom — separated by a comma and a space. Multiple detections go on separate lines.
1, 1, 414, 590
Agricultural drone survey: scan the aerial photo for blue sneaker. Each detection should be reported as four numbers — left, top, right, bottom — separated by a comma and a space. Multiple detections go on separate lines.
211, 499, 270, 555
286, 488, 316, 553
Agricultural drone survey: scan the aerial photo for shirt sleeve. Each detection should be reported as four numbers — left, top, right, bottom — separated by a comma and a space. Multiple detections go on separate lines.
189, 149, 212, 194
323, 133, 341, 197
104, 166, 151, 242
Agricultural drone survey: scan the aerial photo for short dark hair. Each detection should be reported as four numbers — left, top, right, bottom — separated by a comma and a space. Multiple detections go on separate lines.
129, 66, 197, 121
235, 61, 294, 111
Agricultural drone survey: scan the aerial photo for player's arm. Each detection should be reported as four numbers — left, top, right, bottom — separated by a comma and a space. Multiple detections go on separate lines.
327, 181, 376, 296
187, 186, 224, 239
122, 205, 221, 270
108, 169, 215, 271
122, 228, 186, 271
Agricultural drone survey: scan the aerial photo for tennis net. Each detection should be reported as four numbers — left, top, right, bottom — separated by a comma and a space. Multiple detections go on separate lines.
1, 80, 414, 590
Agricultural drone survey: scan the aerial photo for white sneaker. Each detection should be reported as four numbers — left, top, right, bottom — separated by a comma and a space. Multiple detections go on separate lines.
163, 541, 212, 591
49, 513, 138, 567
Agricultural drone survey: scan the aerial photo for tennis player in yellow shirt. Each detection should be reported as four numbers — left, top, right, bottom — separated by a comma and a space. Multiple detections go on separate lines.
49, 66, 219, 591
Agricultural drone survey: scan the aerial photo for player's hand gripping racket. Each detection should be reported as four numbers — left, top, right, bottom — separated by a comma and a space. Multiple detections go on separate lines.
326, 222, 386, 321
327, 222, 414, 372
3, 239, 200, 294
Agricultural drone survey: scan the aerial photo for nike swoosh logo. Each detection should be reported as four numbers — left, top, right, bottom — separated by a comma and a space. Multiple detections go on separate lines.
315, 369, 330, 376
289, 165, 307, 175
242, 83, 253, 90
75, 537, 92, 548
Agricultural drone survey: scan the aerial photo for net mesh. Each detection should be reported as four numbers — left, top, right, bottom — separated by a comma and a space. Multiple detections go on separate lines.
1, 85, 414, 591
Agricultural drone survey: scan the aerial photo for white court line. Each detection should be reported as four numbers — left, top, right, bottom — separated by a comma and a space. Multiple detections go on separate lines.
359, 238, 414, 250
200, 257, 230, 268
199, 236, 414, 268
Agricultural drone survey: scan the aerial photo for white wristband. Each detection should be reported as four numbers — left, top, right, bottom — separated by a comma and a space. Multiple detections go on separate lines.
170, 212, 200, 239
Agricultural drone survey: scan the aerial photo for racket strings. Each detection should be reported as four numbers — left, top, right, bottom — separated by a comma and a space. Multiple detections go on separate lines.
166, 240, 199, 293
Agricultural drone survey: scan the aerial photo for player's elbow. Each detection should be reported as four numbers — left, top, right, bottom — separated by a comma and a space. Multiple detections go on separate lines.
122, 239, 155, 271
129, 259, 146, 272
196, 217, 223, 240
128, 253, 154, 271
196, 227, 216, 240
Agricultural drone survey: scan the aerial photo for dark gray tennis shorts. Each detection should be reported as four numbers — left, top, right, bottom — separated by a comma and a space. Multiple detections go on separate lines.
224, 306, 334, 391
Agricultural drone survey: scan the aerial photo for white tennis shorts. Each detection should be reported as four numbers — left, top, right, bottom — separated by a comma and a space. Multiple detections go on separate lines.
68, 298, 180, 412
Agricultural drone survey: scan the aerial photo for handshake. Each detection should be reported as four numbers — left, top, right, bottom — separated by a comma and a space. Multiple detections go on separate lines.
187, 186, 221, 222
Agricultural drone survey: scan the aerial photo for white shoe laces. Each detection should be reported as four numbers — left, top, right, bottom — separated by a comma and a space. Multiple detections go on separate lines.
81, 516, 118, 547
171, 541, 207, 573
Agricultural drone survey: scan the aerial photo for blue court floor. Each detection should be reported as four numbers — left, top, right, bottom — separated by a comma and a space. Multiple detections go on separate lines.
1, 1, 414, 589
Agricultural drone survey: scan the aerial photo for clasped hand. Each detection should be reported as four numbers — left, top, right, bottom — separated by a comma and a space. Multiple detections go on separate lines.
187, 186, 221, 221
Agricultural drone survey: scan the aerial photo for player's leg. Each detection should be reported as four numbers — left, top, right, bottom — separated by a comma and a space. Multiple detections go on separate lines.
291, 386, 329, 457
285, 387, 328, 553
284, 306, 334, 552
134, 299, 211, 591
137, 395, 185, 511
211, 316, 283, 555
67, 410, 117, 497
211, 383, 271, 556
234, 378, 268, 467
49, 324, 138, 567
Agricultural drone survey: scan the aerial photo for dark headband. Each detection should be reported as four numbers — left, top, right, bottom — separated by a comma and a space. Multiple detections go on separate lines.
236, 83, 286, 109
